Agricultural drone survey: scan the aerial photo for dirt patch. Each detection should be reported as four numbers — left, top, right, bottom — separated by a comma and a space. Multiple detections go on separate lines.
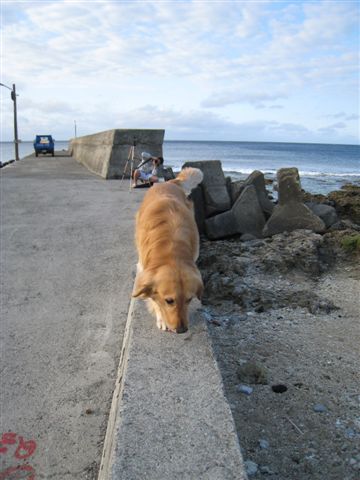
198, 229, 360, 479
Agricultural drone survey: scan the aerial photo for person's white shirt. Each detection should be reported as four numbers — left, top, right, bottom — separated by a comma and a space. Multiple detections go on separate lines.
139, 152, 154, 174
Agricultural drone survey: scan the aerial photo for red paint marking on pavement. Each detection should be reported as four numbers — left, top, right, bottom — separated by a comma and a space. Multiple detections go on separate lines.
0, 433, 37, 478
0, 434, 36, 460
14, 437, 36, 460
0, 465, 35, 480
1, 434, 17, 446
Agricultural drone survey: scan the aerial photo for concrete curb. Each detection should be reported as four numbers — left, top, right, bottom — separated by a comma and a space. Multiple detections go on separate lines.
98, 296, 136, 479
98, 294, 247, 479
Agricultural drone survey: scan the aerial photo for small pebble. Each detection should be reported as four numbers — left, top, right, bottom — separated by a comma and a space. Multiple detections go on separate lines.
259, 465, 274, 475
349, 458, 358, 469
244, 460, 258, 476
201, 310, 212, 322
313, 403, 327, 413
237, 384, 253, 395
344, 428, 356, 439
259, 439, 270, 449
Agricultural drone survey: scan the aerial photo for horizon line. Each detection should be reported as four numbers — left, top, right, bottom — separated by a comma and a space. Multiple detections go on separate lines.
1, 139, 359, 147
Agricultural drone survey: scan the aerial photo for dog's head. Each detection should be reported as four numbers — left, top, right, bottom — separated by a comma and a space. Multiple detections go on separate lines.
133, 264, 203, 333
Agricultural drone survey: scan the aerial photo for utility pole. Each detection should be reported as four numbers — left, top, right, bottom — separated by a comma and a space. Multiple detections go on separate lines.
11, 84, 20, 161
1, 82, 20, 161
74, 120, 77, 138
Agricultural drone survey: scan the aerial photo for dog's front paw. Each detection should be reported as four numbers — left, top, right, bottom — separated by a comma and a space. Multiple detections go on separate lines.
156, 317, 167, 331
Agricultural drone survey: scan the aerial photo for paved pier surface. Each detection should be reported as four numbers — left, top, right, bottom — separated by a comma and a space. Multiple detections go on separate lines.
1, 153, 245, 479
1, 153, 142, 478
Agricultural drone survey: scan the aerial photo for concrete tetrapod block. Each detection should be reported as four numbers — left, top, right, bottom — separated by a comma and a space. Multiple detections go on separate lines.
189, 185, 206, 234
183, 160, 231, 216
263, 202, 326, 237
70, 129, 165, 179
262, 167, 326, 236
277, 167, 303, 204
229, 180, 245, 205
205, 185, 266, 239
98, 298, 246, 480
205, 209, 237, 239
242, 170, 274, 217
229, 171, 274, 216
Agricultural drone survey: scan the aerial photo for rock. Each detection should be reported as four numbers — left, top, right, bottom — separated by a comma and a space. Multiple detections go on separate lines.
259, 230, 332, 274
349, 457, 360, 470
259, 465, 274, 475
328, 184, 360, 224
240, 233, 258, 242
313, 403, 327, 413
328, 220, 360, 232
204, 273, 235, 299
199, 308, 212, 322
237, 384, 253, 395
244, 460, 258, 476
306, 203, 338, 228
344, 428, 356, 439
183, 160, 231, 216
237, 362, 268, 385
247, 239, 265, 248
259, 439, 270, 449
205, 185, 266, 239
263, 168, 326, 236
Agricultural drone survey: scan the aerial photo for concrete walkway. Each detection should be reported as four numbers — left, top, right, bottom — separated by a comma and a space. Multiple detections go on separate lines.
1, 153, 246, 479
1, 153, 142, 478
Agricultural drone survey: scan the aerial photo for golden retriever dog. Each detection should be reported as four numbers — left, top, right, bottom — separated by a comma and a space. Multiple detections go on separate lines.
133, 167, 204, 333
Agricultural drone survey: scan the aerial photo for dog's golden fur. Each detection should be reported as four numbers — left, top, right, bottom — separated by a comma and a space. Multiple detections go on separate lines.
133, 168, 204, 333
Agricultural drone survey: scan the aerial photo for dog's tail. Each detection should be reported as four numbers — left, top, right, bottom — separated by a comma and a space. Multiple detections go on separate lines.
171, 167, 203, 196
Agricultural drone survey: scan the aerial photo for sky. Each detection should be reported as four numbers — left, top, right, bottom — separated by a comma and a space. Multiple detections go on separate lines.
1, 0, 359, 144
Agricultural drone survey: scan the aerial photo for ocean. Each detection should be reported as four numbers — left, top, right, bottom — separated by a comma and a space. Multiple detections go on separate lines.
1, 140, 359, 194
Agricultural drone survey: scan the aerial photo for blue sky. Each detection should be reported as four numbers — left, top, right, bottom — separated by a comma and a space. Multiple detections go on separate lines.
1, 0, 359, 144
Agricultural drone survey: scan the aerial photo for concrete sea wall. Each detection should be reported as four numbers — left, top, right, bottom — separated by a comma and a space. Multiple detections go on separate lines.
69, 129, 165, 179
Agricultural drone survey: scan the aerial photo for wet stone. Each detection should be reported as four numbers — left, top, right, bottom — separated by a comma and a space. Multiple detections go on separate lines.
237, 384, 254, 395
244, 460, 258, 476
259, 439, 270, 450
313, 403, 327, 413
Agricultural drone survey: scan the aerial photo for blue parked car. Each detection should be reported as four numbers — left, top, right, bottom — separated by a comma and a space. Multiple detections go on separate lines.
33, 135, 55, 157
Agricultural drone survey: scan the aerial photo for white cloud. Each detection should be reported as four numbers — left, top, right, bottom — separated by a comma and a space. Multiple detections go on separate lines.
202, 91, 287, 108
319, 121, 347, 132
1, 0, 359, 144
324, 112, 359, 121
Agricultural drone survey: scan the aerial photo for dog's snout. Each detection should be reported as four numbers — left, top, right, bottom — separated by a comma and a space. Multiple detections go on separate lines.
176, 325, 188, 334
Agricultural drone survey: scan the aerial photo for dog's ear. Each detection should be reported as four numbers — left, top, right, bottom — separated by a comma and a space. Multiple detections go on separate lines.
132, 270, 153, 298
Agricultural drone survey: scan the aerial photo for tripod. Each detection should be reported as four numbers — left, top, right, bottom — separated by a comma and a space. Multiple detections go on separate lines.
121, 140, 139, 191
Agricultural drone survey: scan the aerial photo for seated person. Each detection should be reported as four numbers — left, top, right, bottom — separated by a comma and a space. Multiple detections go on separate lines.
132, 152, 164, 187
